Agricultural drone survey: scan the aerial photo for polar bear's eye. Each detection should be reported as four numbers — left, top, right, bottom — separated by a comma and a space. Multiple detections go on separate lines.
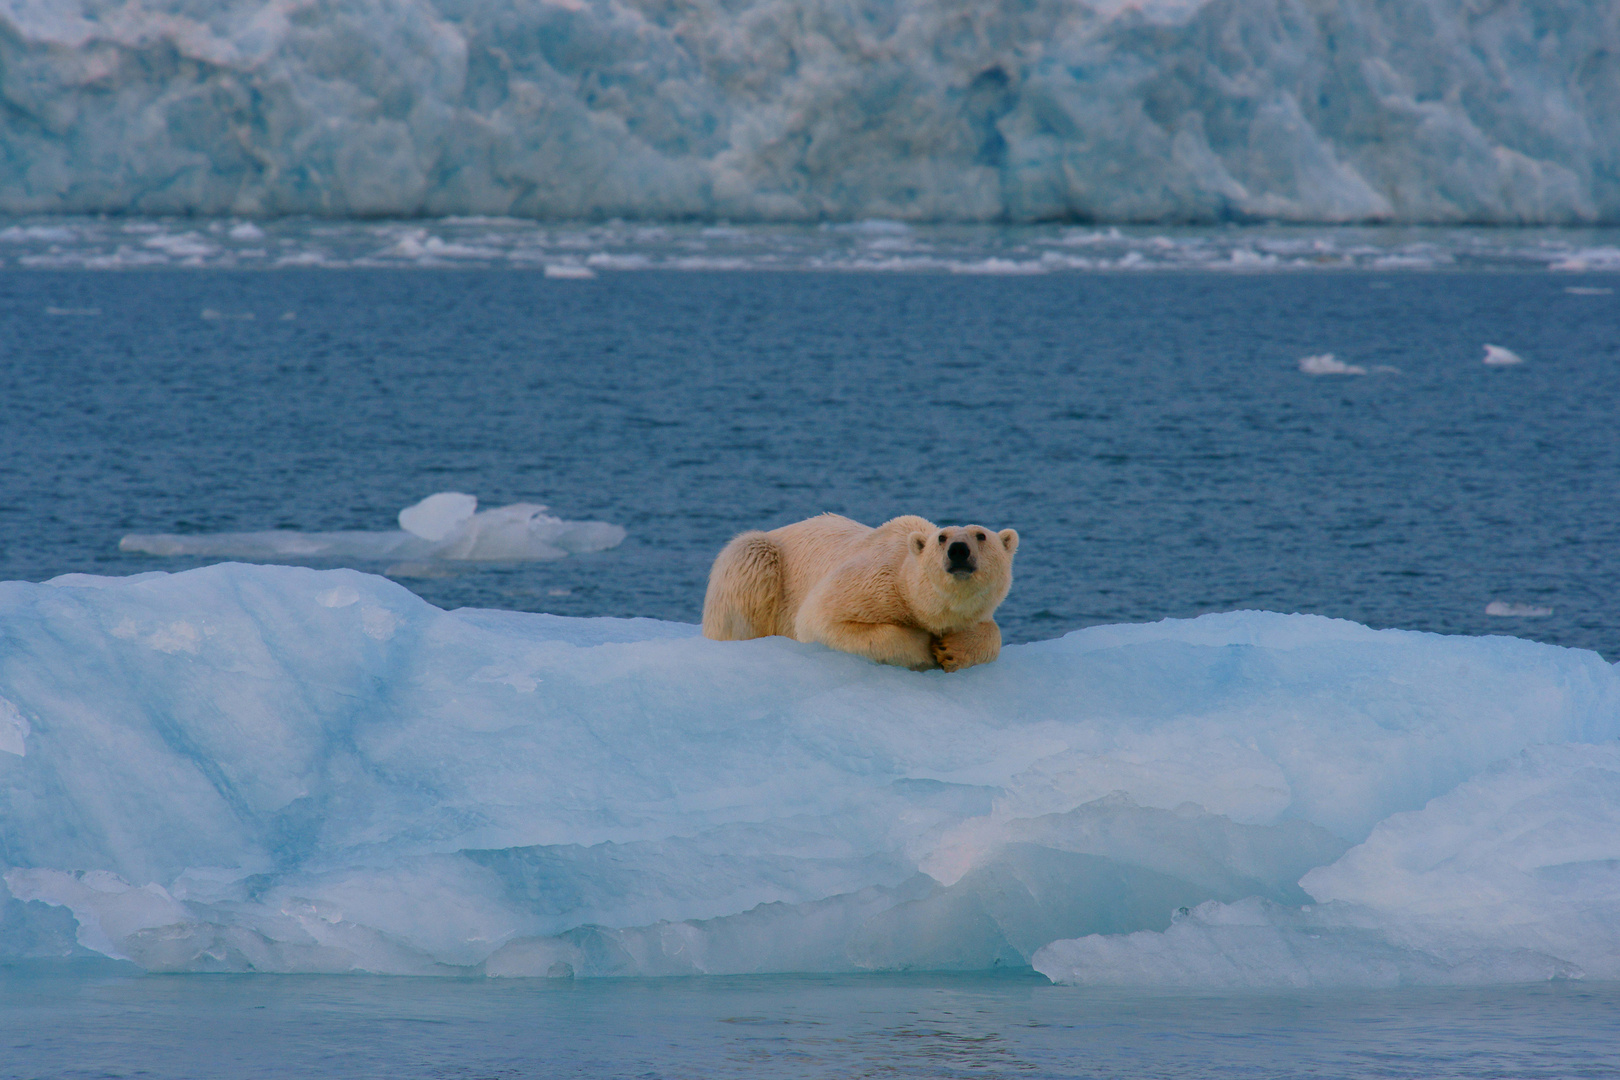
975, 532, 986, 542
938, 535, 947, 544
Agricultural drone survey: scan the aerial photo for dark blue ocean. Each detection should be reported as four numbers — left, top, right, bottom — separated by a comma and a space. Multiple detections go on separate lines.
1, 965, 1618, 1079
3, 224, 1620, 1077
3, 255, 1617, 657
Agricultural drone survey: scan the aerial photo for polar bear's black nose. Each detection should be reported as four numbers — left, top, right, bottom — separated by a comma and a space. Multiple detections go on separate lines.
947, 541, 972, 565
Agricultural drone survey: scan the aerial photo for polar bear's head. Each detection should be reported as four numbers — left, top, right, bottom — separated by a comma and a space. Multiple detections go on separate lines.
905, 524, 1019, 626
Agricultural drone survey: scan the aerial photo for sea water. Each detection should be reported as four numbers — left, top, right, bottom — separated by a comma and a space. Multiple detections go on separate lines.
2, 222, 1620, 1074
3, 223, 1618, 656
4, 965, 1620, 1080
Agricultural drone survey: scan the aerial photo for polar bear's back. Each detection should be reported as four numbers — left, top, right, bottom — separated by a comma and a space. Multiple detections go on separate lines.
702, 513, 926, 641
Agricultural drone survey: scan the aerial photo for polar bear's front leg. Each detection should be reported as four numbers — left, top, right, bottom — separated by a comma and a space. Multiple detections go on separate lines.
817, 621, 939, 670
932, 620, 1001, 672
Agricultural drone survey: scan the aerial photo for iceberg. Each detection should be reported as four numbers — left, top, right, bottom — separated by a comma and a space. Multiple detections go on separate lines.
0, 0, 1615, 224
118, 492, 626, 566
1, 562, 1617, 982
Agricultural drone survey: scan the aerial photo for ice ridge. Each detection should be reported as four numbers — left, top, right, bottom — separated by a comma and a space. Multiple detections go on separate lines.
1, 0, 1616, 224
2, 562, 1619, 984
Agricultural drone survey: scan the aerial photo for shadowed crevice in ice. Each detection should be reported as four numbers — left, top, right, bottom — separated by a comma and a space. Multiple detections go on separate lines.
0, 563, 1617, 982
118, 492, 626, 566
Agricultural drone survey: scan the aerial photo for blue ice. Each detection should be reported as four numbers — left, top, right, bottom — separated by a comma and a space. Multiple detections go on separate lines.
1, 563, 1616, 984
0, 0, 1613, 223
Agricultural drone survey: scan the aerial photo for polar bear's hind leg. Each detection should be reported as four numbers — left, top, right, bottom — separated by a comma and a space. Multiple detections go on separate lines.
702, 532, 784, 640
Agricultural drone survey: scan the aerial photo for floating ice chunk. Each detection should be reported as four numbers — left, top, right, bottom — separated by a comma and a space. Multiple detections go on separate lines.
1564, 286, 1613, 295
1483, 344, 1523, 366
544, 264, 597, 279
228, 223, 265, 241
1, 565, 1618, 976
1486, 601, 1554, 618
827, 219, 912, 235
399, 492, 478, 541
1298, 353, 1366, 375
200, 308, 254, 321
119, 494, 626, 566
948, 258, 1045, 274
120, 529, 419, 560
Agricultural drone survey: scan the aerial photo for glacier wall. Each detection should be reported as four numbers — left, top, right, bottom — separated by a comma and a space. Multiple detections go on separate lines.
2, 562, 1619, 984
1, 0, 1617, 223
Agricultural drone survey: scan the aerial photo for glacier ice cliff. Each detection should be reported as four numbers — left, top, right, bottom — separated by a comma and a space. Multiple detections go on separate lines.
2, 562, 1618, 984
1, 0, 1616, 224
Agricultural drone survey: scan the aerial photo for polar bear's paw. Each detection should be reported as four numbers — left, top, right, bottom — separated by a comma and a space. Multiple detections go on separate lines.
932, 636, 966, 672
931, 621, 1002, 673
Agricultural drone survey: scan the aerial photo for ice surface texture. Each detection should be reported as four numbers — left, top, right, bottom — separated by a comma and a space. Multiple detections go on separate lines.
1, 563, 1617, 983
1, 0, 1617, 223
118, 493, 626, 564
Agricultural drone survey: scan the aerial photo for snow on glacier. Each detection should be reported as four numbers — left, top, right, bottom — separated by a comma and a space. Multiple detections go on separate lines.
1, 563, 1617, 982
118, 492, 626, 566
0, 0, 1616, 223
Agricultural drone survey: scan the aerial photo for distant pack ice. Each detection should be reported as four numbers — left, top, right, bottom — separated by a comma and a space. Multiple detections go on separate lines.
0, 0, 1615, 224
2, 563, 1618, 985
118, 492, 626, 565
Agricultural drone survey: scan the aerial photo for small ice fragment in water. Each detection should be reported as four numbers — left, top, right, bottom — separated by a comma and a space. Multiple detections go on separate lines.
1299, 353, 1366, 376
545, 264, 597, 279
280, 311, 296, 320
228, 223, 265, 241
45, 306, 99, 316
1565, 286, 1613, 296
201, 309, 255, 321
1486, 601, 1553, 617
120, 494, 626, 566
399, 492, 478, 541
1483, 344, 1523, 366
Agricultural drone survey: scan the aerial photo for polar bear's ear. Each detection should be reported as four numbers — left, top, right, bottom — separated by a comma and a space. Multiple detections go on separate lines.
910, 531, 929, 554
999, 529, 1019, 555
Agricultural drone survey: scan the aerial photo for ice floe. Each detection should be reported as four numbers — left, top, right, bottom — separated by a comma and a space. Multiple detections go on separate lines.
119, 493, 626, 566
1, 563, 1616, 982
1487, 601, 1555, 618
1298, 353, 1366, 376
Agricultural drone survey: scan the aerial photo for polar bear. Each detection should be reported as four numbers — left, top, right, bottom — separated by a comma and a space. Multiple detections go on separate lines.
702, 514, 1019, 671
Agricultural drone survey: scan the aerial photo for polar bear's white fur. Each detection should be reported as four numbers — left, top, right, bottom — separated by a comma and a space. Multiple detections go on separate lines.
701, 513, 1018, 671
